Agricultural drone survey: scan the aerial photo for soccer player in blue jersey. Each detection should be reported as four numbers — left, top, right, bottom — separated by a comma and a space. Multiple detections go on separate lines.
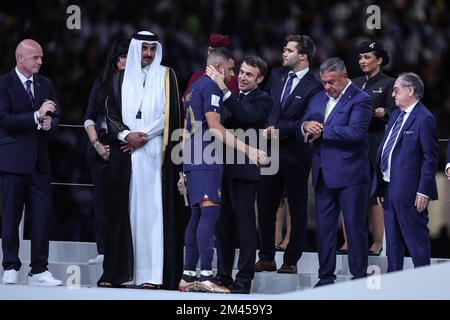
179, 48, 266, 293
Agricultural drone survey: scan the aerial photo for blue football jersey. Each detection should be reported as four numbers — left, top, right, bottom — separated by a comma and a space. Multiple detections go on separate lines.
183, 75, 224, 172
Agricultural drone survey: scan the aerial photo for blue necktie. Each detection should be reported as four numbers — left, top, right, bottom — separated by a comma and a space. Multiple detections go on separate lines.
381, 111, 406, 173
280, 72, 296, 108
25, 80, 36, 109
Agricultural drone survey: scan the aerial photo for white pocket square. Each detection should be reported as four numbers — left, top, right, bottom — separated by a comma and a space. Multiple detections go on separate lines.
295, 96, 301, 99
404, 131, 414, 134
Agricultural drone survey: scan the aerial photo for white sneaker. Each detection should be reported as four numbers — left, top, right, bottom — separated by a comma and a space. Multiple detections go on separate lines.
2, 270, 19, 284
88, 254, 104, 265
28, 271, 62, 287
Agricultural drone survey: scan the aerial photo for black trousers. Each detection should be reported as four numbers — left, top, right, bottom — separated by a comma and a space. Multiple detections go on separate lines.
257, 164, 310, 265
215, 175, 258, 287
1, 169, 51, 274
87, 156, 107, 254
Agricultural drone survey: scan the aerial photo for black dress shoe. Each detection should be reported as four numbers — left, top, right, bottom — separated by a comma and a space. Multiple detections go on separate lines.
336, 249, 348, 254
230, 281, 250, 294
314, 280, 334, 288
254, 259, 277, 272
213, 275, 233, 288
369, 246, 383, 256
277, 263, 298, 274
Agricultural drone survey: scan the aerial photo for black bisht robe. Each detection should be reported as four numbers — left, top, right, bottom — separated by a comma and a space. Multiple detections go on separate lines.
99, 68, 185, 290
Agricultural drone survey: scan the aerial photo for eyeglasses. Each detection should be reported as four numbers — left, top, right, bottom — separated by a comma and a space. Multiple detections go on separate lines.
393, 83, 414, 94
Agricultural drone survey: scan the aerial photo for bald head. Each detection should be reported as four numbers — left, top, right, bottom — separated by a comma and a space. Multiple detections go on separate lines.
15, 39, 43, 78
16, 39, 41, 56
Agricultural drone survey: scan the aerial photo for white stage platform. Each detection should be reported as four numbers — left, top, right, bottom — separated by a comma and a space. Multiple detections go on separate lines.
0, 240, 449, 300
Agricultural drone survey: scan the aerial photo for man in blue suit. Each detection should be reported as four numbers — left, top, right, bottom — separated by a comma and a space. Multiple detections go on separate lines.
0, 39, 62, 286
299, 57, 372, 286
375, 72, 438, 272
255, 35, 323, 274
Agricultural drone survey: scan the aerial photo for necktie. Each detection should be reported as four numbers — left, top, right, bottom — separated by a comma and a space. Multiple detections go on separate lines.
380, 111, 406, 173
280, 72, 296, 108
238, 92, 245, 101
25, 80, 36, 109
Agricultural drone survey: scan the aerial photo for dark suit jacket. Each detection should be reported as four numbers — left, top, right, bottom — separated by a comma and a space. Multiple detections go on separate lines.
352, 71, 396, 132
222, 88, 272, 181
183, 72, 239, 99
300, 83, 373, 189
375, 102, 438, 204
265, 67, 323, 166
0, 70, 58, 174
83, 79, 105, 162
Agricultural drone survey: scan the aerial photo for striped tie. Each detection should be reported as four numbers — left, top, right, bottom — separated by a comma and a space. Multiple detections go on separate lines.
380, 111, 406, 173
280, 72, 296, 108
25, 80, 36, 109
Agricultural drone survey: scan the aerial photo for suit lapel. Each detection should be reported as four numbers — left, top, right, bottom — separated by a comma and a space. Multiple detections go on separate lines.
325, 84, 356, 125
394, 103, 419, 146
245, 87, 260, 101
275, 71, 289, 109
380, 109, 400, 150
317, 94, 328, 121
385, 109, 400, 134
282, 73, 308, 110
10, 71, 33, 110
33, 75, 43, 110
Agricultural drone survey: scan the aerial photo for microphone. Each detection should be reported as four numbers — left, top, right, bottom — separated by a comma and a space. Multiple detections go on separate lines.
45, 111, 58, 118
43, 99, 57, 118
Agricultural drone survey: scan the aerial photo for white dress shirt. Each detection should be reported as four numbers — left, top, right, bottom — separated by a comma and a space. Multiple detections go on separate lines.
15, 67, 46, 130
280, 67, 309, 103
323, 80, 352, 123
381, 101, 418, 183
380, 100, 428, 198
223, 88, 253, 101
300, 80, 351, 136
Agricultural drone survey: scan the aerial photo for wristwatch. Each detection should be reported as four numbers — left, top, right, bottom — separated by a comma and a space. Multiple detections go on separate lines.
221, 88, 230, 95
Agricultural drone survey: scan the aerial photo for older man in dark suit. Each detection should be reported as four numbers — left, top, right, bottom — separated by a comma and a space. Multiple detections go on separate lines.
299, 57, 372, 286
206, 55, 272, 293
0, 39, 61, 286
255, 35, 323, 274
376, 72, 438, 272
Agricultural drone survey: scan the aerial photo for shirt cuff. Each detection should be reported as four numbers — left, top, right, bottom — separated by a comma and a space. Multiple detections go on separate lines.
417, 192, 429, 199
300, 122, 306, 137
34, 111, 40, 125
445, 163, 450, 176
118, 130, 131, 142
223, 91, 232, 101
84, 119, 96, 128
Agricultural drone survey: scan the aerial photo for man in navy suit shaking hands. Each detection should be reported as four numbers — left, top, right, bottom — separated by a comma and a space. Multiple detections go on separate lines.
0, 39, 61, 286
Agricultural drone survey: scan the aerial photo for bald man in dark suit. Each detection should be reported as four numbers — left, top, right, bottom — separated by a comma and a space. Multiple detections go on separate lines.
0, 39, 61, 286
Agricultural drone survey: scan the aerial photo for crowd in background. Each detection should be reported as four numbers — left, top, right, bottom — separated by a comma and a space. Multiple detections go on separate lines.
1, 1, 449, 134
